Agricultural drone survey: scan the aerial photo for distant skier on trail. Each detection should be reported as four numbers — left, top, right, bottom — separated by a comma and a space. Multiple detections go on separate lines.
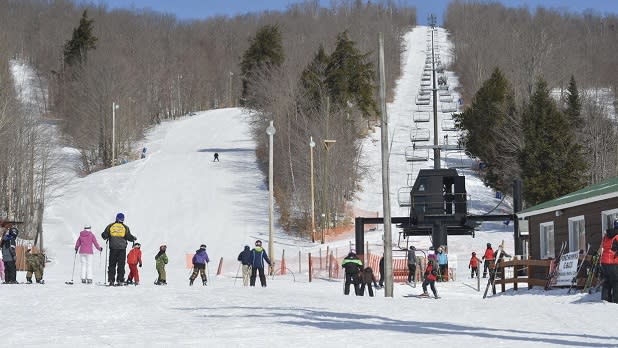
482, 243, 495, 278
75, 225, 103, 284
237, 245, 252, 286
154, 245, 168, 285
101, 213, 137, 286
342, 250, 362, 296
213, 152, 219, 162
126, 243, 143, 285
189, 244, 210, 286
600, 219, 618, 303
250, 240, 271, 287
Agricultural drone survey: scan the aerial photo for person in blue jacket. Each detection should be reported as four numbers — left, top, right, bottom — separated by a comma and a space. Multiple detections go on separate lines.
189, 244, 210, 286
436, 246, 448, 281
250, 240, 271, 287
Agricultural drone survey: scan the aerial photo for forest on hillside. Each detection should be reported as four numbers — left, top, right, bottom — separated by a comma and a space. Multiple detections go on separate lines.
445, 1, 618, 206
0, 0, 415, 239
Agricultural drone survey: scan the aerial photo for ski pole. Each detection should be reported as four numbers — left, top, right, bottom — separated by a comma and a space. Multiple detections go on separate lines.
104, 240, 108, 284
206, 263, 211, 283
69, 251, 77, 284
234, 262, 241, 287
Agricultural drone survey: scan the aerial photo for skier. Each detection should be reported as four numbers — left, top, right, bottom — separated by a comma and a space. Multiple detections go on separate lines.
155, 245, 168, 285
407, 245, 417, 284
250, 240, 271, 287
1, 227, 18, 284
482, 243, 495, 278
126, 243, 143, 285
237, 245, 252, 286
600, 219, 618, 303
359, 266, 378, 297
213, 152, 219, 162
378, 256, 385, 288
189, 244, 210, 286
420, 258, 439, 298
436, 246, 448, 281
75, 225, 103, 284
25, 245, 45, 284
0, 253, 4, 282
101, 213, 137, 286
469, 251, 481, 278
342, 250, 362, 295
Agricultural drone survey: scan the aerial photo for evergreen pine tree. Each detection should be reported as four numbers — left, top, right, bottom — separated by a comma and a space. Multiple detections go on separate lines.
564, 75, 583, 129
325, 31, 377, 118
63, 10, 98, 67
453, 68, 516, 192
240, 24, 285, 105
519, 79, 587, 206
300, 45, 329, 110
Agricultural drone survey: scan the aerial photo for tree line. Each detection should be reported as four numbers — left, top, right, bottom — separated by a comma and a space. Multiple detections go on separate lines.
0, 0, 415, 240
446, 1, 618, 206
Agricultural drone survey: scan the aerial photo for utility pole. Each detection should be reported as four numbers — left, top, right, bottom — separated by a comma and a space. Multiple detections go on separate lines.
378, 32, 393, 297
429, 14, 440, 170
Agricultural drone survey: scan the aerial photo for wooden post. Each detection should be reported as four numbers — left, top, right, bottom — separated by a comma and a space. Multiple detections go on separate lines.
308, 252, 312, 282
326, 246, 330, 277
281, 249, 286, 275
514, 262, 519, 291
216, 257, 223, 275
328, 250, 332, 279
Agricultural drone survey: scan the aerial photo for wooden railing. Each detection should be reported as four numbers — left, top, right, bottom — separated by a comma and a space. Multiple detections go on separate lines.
492, 259, 552, 293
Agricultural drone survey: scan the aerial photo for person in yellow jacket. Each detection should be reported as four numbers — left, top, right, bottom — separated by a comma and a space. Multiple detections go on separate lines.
101, 213, 137, 286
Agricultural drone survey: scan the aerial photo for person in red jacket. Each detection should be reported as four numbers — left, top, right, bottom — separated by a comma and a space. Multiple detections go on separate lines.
601, 220, 618, 303
482, 243, 495, 278
420, 259, 439, 298
126, 243, 143, 285
469, 252, 481, 278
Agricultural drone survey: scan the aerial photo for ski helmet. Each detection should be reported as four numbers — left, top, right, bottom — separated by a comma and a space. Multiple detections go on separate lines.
116, 213, 125, 222
255, 240, 262, 246
134, 242, 141, 248
84, 225, 91, 230
200, 244, 207, 250
8, 227, 18, 237
487, 243, 491, 248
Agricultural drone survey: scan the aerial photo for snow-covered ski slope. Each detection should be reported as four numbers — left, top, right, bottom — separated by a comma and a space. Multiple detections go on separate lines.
2, 26, 616, 347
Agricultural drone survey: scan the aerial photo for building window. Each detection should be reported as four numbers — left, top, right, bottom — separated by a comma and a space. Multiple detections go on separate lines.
568, 216, 585, 252
540, 222, 554, 259
601, 208, 618, 232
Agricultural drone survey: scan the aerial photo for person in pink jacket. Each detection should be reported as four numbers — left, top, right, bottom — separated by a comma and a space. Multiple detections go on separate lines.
75, 225, 103, 284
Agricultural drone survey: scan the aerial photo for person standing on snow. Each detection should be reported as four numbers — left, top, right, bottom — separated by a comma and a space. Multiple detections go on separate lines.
126, 243, 143, 285
600, 219, 618, 303
482, 243, 495, 278
250, 240, 271, 287
436, 246, 448, 281
155, 245, 168, 285
101, 213, 137, 286
378, 256, 385, 288
407, 246, 418, 284
237, 245, 252, 286
189, 244, 210, 286
25, 245, 45, 284
1, 227, 18, 284
75, 225, 103, 284
342, 250, 363, 295
359, 266, 378, 297
469, 252, 481, 278
420, 259, 439, 298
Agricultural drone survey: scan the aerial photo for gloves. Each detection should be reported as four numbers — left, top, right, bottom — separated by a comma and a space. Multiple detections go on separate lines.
100, 247, 103, 251
75, 248, 78, 254
139, 263, 142, 268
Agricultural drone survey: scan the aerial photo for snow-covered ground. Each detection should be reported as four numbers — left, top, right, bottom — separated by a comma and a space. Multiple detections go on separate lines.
2, 26, 617, 347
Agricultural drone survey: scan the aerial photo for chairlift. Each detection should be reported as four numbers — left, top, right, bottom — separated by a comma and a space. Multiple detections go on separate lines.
413, 112, 430, 123
441, 103, 457, 113
439, 95, 453, 103
438, 89, 451, 97
415, 96, 430, 106
441, 119, 457, 131
410, 128, 430, 142
397, 187, 413, 207
420, 79, 431, 87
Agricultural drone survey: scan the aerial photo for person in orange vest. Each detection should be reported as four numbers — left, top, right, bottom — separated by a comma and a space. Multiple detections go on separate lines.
600, 219, 618, 303
482, 243, 495, 278
126, 243, 143, 285
469, 251, 481, 278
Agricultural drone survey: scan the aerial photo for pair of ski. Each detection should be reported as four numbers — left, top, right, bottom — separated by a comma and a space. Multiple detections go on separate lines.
544, 241, 568, 290
483, 240, 505, 299
566, 244, 591, 294
582, 244, 603, 294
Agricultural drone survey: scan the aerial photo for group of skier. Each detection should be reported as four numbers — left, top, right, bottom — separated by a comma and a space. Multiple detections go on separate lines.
236, 239, 272, 287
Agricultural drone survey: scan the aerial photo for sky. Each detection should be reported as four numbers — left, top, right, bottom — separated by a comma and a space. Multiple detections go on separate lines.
5, 23, 618, 346
98, 0, 618, 25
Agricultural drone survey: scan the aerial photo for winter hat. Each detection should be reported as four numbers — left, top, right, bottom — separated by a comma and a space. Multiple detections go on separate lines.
472, 252, 476, 256
84, 225, 91, 230
116, 213, 125, 222
160, 244, 167, 249
200, 244, 207, 250
409, 246, 415, 250
255, 240, 262, 246
487, 243, 491, 248
8, 227, 18, 237
134, 242, 141, 248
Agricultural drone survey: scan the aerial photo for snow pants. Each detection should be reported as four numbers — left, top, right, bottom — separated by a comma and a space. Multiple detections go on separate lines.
4, 261, 16, 282
470, 266, 479, 278
156, 264, 166, 283
108, 248, 127, 283
127, 263, 140, 283
242, 265, 251, 286
344, 273, 360, 295
407, 264, 417, 283
601, 264, 618, 303
250, 266, 266, 287
80, 254, 94, 281
483, 259, 494, 278
359, 281, 374, 297
422, 279, 437, 297
190, 264, 207, 283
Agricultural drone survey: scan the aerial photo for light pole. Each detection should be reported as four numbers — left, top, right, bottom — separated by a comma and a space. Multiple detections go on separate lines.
112, 102, 119, 166
322, 139, 336, 244
266, 120, 276, 274
309, 136, 316, 243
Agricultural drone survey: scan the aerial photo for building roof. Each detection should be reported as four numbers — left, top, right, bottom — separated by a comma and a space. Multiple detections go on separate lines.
517, 176, 618, 218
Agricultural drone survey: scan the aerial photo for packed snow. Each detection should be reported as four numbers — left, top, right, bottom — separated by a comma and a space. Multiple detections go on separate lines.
2, 26, 617, 347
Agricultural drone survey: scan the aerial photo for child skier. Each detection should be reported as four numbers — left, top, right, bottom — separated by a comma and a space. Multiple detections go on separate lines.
469, 252, 481, 278
126, 243, 143, 285
189, 244, 210, 286
155, 245, 168, 285
25, 245, 45, 284
420, 259, 439, 298
359, 266, 379, 297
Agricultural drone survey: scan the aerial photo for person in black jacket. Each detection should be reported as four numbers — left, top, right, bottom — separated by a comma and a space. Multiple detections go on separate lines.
101, 213, 137, 286
1, 226, 18, 284
378, 256, 385, 288
359, 267, 379, 297
237, 245, 252, 286
342, 251, 363, 295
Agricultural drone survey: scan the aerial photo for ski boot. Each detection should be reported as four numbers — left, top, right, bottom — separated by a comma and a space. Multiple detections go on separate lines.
126, 279, 133, 285
86, 279, 93, 284
189, 278, 194, 286
203, 280, 207, 286
26, 278, 33, 284
81, 279, 87, 284
37, 279, 44, 284
419, 292, 429, 297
